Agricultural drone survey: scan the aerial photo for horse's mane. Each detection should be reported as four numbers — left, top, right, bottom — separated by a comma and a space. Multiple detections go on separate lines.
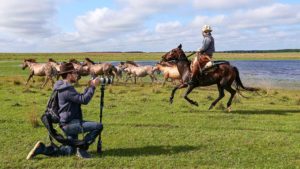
159, 61, 177, 67
85, 58, 95, 64
48, 58, 58, 63
69, 58, 81, 64
25, 59, 36, 63
125, 61, 139, 66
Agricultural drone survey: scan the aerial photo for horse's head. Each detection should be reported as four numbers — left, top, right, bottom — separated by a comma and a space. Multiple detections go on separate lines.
161, 44, 187, 62
48, 58, 58, 64
152, 64, 161, 74
22, 59, 35, 70
83, 58, 95, 66
69, 58, 81, 65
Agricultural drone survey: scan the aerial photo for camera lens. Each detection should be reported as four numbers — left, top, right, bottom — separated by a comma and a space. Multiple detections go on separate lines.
99, 77, 113, 84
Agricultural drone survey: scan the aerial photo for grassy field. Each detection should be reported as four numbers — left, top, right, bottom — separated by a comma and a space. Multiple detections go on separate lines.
0, 53, 300, 168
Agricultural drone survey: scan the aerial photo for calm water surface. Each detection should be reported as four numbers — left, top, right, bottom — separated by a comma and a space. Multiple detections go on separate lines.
111, 60, 300, 89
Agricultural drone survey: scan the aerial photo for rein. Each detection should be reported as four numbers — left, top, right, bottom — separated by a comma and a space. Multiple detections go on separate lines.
186, 51, 196, 58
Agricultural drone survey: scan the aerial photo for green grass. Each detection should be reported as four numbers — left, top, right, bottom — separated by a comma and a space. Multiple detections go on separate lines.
0, 76, 300, 168
1, 53, 300, 168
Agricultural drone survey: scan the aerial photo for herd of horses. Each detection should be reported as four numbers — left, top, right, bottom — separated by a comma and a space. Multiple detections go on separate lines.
22, 44, 258, 111
21, 58, 179, 87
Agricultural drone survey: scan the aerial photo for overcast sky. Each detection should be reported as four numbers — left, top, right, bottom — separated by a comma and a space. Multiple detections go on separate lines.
0, 0, 299, 52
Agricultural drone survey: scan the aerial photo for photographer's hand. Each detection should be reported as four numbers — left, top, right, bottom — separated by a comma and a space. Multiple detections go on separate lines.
90, 77, 100, 86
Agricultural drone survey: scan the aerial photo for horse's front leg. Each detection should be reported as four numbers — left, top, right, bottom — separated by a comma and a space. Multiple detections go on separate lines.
50, 77, 55, 87
41, 76, 50, 88
134, 75, 137, 84
25, 72, 34, 86
162, 78, 167, 87
170, 83, 188, 104
183, 84, 198, 106
149, 75, 154, 83
152, 74, 157, 82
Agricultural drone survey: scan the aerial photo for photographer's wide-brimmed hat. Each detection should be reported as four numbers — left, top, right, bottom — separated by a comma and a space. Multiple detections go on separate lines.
202, 25, 212, 32
58, 62, 76, 75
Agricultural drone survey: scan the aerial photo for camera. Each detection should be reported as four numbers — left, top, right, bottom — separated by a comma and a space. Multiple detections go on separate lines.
91, 77, 113, 85
99, 77, 113, 85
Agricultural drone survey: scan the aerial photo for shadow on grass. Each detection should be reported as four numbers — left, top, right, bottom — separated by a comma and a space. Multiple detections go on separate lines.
91, 145, 200, 157
229, 109, 300, 115
108, 123, 179, 129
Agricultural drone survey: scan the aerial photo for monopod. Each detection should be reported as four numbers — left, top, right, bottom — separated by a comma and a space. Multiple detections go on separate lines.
96, 77, 112, 154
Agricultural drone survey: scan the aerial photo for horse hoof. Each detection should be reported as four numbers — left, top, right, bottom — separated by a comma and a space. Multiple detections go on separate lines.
169, 98, 173, 104
227, 107, 232, 112
193, 102, 199, 107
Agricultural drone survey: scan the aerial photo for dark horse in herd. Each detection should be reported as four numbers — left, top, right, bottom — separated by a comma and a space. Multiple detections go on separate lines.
161, 44, 258, 111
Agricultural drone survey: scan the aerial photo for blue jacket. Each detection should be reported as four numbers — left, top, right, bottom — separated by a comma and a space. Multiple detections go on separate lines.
53, 80, 96, 124
200, 32, 215, 56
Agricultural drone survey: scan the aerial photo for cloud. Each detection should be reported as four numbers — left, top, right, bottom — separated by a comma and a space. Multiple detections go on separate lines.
0, 0, 56, 38
230, 3, 300, 29
75, 7, 143, 40
193, 0, 272, 10
74, 0, 187, 42
155, 21, 182, 33
0, 0, 300, 52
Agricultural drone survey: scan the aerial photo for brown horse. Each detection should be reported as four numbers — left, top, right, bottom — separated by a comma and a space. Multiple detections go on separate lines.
161, 44, 258, 111
48, 58, 61, 80
22, 59, 57, 88
153, 62, 181, 86
119, 61, 157, 83
69, 59, 90, 82
83, 58, 116, 79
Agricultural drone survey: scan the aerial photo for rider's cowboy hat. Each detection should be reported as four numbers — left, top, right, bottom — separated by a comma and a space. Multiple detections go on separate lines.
202, 25, 212, 32
58, 62, 76, 75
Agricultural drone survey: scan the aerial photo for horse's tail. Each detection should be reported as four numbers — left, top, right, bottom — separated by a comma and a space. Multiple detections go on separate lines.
233, 66, 259, 92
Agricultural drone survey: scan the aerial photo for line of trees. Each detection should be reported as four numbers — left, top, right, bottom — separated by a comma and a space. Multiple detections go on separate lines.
217, 49, 300, 53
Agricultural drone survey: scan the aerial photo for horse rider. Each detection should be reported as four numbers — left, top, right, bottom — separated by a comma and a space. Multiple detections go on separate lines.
189, 25, 215, 85
26, 62, 103, 159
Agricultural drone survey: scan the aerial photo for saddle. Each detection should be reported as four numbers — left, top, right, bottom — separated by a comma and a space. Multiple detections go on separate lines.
201, 60, 230, 74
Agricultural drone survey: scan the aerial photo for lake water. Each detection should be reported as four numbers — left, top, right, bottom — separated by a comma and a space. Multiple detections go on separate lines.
5, 60, 299, 89
111, 60, 300, 89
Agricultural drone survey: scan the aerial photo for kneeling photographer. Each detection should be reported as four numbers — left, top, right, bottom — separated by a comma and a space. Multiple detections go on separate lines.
27, 62, 103, 159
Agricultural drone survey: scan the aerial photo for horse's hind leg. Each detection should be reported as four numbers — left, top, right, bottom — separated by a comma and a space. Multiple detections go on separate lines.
224, 86, 236, 112
183, 85, 198, 106
209, 83, 225, 110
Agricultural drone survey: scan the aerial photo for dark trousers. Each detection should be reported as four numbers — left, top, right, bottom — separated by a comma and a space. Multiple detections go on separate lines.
43, 119, 103, 156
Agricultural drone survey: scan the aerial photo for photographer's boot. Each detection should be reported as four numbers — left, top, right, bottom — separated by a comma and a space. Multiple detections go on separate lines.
26, 141, 45, 160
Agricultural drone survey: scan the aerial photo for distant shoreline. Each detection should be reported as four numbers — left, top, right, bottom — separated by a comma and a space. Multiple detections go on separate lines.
0, 52, 299, 61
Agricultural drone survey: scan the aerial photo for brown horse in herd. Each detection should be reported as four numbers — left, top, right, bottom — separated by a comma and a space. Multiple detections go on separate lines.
83, 58, 116, 79
153, 62, 181, 86
22, 59, 58, 88
161, 44, 258, 111
118, 61, 157, 84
